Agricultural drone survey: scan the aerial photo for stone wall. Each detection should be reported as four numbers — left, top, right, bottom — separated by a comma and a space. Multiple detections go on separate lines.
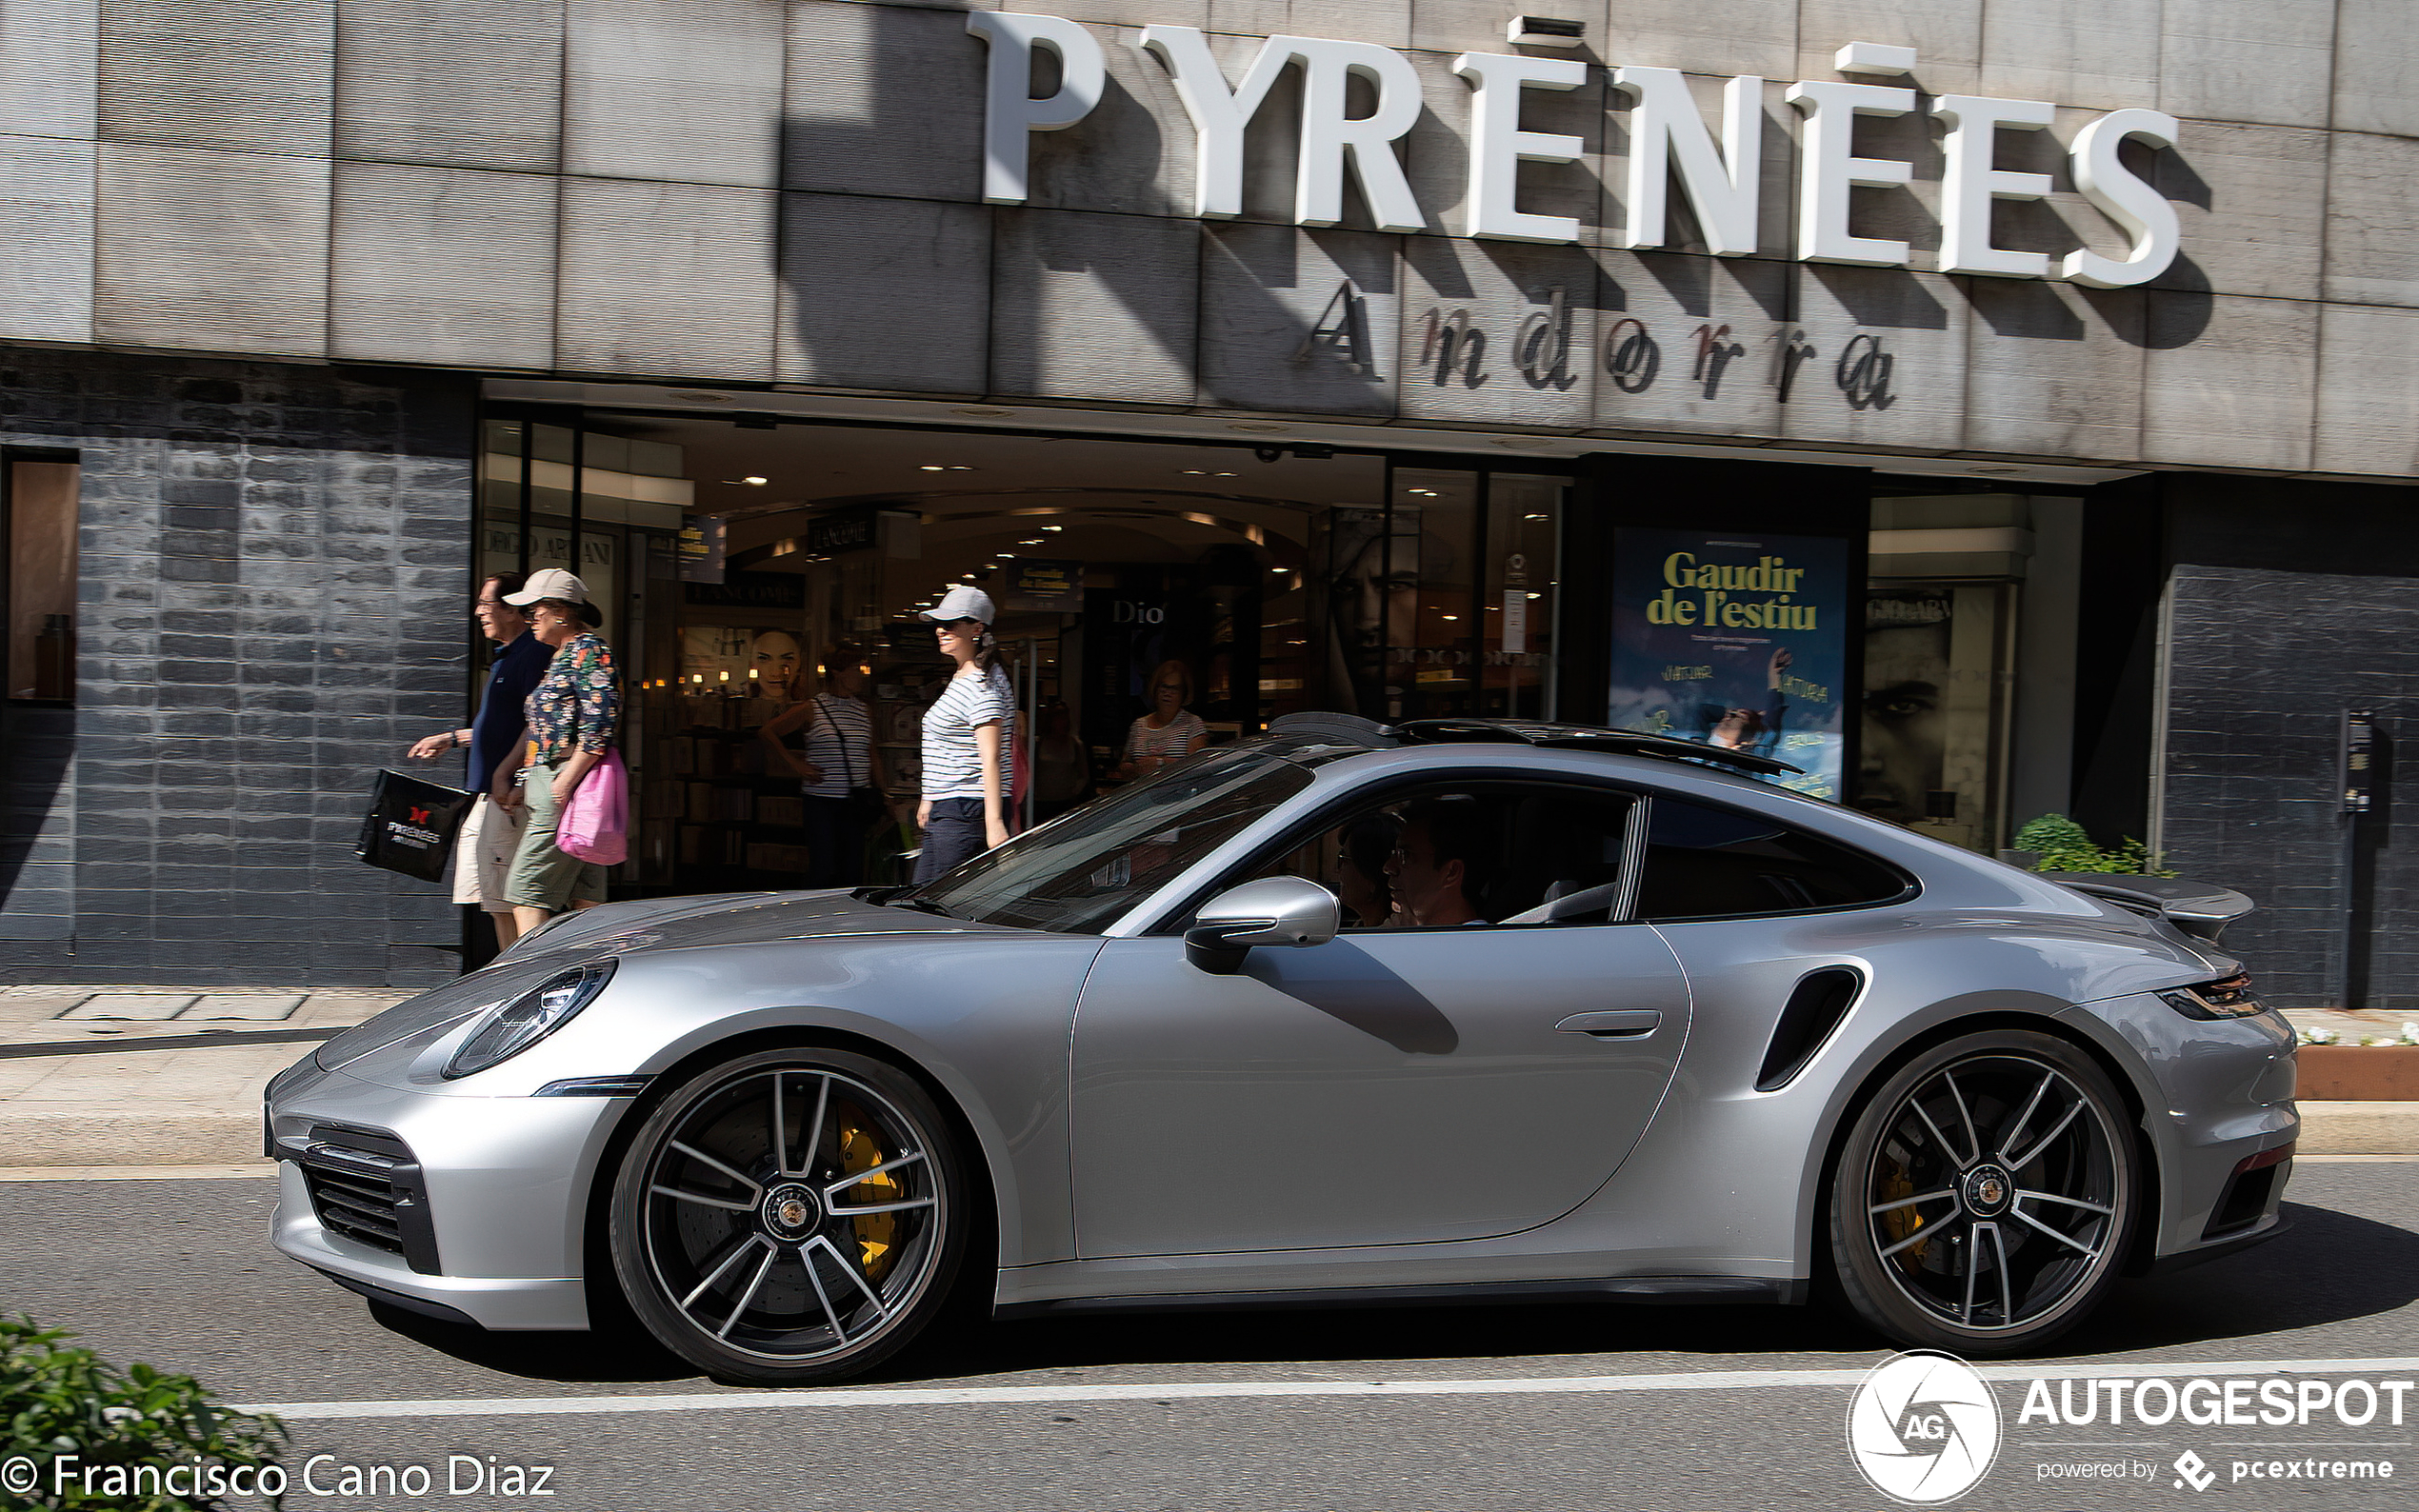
0, 1, 2411, 477
0, 347, 477, 986
2159, 475, 2419, 1007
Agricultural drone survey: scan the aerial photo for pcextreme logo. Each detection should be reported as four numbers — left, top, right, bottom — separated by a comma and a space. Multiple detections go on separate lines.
1846, 1352, 2003, 1504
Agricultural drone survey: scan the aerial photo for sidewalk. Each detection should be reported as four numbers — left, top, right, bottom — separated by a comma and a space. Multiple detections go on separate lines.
0, 984, 408, 1171
0, 986, 2409, 1171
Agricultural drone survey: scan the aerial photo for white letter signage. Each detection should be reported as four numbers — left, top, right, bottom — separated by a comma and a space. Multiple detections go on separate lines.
1931, 94, 2056, 278
1785, 78, 1916, 268
1453, 50, 1589, 243
2061, 109, 2183, 288
967, 11, 1105, 206
1612, 68, 1762, 257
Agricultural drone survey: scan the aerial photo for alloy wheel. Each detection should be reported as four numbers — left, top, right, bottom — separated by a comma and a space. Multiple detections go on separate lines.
1830, 1031, 2137, 1352
611, 1050, 962, 1382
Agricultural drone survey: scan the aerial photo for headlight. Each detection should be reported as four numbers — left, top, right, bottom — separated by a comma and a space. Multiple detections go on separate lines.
444, 961, 617, 1078
2158, 973, 2269, 1021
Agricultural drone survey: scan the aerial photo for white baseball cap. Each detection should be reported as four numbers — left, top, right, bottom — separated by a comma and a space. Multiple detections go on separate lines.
503, 567, 602, 626
503, 567, 590, 607
918, 584, 997, 625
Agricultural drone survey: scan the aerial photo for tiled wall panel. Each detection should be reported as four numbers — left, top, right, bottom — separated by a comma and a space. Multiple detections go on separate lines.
0, 134, 94, 343
777, 191, 991, 392
566, 0, 783, 187
989, 207, 1200, 404
94, 144, 330, 355
330, 162, 557, 368
556, 177, 778, 380
97, 0, 330, 154
333, 0, 563, 171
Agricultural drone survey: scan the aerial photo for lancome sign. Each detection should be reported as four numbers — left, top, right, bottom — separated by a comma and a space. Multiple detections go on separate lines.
965, 13, 2181, 289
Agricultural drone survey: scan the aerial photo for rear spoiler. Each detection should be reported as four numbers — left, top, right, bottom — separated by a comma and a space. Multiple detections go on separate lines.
2039, 873, 2256, 945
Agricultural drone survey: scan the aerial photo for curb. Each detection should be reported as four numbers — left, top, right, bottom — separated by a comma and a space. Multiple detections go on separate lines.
0, 1105, 264, 1167
2293, 1101, 2419, 1156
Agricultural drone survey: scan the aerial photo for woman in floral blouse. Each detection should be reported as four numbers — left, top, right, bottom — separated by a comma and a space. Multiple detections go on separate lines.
497, 569, 620, 933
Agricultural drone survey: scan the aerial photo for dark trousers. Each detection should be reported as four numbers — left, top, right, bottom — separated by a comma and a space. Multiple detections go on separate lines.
801, 794, 867, 888
913, 797, 987, 884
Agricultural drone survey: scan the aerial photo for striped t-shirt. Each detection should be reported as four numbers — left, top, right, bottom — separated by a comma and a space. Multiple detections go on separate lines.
920, 666, 1016, 801
799, 695, 874, 800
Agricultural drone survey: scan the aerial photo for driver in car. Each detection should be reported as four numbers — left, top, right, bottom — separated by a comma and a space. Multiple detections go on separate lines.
1384, 796, 1493, 926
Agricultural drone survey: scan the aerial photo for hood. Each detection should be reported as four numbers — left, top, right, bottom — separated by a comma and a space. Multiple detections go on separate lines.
501, 889, 1023, 963
314, 891, 1018, 1073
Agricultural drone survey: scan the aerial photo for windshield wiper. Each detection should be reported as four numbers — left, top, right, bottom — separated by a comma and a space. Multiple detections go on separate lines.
883, 894, 956, 919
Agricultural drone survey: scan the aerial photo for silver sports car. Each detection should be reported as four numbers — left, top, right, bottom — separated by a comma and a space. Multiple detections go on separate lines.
266, 717, 2296, 1384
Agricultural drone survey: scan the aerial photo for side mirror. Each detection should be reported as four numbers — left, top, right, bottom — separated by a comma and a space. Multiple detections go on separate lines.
1183, 876, 1342, 975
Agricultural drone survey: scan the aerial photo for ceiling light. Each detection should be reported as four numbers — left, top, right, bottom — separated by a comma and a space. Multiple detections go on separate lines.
1408, 487, 1437, 496
1180, 469, 1205, 475
1527, 592, 1542, 600
1213, 471, 1237, 477
920, 465, 947, 471
996, 551, 1015, 558
1018, 538, 1045, 546
742, 475, 768, 486
1041, 525, 1063, 531
1440, 614, 1459, 621
1524, 513, 1549, 521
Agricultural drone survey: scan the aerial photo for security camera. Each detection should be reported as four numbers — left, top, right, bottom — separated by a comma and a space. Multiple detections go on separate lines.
1254, 447, 1285, 464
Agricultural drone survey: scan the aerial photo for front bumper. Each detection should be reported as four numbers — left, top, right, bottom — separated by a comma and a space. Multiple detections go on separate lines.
266, 1055, 635, 1331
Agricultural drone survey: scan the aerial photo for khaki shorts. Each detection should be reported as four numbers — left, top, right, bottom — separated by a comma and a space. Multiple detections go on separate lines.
449, 795, 526, 913
504, 761, 610, 913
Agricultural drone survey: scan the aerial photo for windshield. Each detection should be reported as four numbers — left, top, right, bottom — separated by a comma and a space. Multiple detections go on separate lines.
905, 746, 1318, 933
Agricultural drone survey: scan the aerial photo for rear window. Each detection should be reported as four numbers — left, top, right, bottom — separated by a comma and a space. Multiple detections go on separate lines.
1635, 798, 1908, 921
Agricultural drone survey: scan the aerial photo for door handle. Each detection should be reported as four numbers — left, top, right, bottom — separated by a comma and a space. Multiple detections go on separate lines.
1554, 1010, 1662, 1038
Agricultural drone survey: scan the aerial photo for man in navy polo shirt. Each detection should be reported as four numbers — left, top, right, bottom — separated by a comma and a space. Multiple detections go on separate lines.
409, 571, 555, 946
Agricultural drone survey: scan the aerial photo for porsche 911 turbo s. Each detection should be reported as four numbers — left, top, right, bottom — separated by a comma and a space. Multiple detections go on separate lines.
265, 716, 2296, 1384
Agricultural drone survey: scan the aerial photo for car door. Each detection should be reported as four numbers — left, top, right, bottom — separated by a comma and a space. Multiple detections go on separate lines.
1070, 779, 1692, 1259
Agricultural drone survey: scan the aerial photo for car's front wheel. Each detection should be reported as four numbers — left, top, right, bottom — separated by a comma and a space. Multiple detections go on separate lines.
608, 1046, 969, 1384
1828, 1029, 2141, 1355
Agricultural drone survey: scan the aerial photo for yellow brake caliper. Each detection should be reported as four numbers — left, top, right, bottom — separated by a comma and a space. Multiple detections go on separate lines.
1879, 1161, 1929, 1269
835, 1124, 900, 1281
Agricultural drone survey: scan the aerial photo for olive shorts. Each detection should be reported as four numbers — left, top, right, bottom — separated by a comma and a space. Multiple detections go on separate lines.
504, 759, 610, 913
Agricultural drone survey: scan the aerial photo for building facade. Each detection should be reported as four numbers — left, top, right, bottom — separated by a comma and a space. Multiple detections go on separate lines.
0, 0, 2412, 1000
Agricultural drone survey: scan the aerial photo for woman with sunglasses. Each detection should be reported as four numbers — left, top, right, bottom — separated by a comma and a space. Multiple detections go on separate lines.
913, 586, 1016, 882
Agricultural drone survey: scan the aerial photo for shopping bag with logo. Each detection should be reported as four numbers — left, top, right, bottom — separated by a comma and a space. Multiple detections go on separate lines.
559, 748, 630, 866
355, 769, 474, 883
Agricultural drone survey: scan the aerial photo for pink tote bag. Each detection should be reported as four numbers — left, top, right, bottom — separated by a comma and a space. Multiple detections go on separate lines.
558, 748, 629, 865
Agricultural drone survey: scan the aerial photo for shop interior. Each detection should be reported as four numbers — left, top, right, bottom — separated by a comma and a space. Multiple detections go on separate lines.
477, 410, 1568, 895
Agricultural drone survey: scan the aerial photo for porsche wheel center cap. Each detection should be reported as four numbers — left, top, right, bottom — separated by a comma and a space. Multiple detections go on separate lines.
763, 1183, 823, 1240
1961, 1164, 2014, 1218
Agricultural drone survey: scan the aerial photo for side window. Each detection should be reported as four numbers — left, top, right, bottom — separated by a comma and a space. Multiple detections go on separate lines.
1229, 782, 1637, 929
1635, 798, 1906, 921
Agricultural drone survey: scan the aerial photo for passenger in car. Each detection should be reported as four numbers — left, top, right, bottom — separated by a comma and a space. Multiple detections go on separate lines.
1332, 813, 1400, 926
1385, 796, 1493, 926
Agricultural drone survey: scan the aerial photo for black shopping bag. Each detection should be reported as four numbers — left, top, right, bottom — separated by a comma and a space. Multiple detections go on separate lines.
355, 769, 474, 882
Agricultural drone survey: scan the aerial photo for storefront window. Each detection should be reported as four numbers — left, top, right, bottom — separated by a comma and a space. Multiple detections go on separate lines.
471, 413, 1569, 898
5, 456, 78, 704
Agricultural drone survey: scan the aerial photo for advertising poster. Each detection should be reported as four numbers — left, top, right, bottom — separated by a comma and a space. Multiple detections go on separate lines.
1607, 527, 1849, 797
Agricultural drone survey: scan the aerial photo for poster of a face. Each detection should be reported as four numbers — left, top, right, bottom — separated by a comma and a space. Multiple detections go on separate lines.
750, 631, 801, 700
1854, 592, 1952, 824
1321, 507, 1421, 717
1607, 527, 1849, 798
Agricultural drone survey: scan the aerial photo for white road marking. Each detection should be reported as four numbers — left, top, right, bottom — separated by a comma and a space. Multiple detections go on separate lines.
244, 1357, 2419, 1422
0, 1164, 276, 1182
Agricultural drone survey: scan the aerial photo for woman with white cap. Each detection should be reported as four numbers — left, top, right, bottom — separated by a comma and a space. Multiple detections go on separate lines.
913, 584, 1015, 883
497, 568, 620, 931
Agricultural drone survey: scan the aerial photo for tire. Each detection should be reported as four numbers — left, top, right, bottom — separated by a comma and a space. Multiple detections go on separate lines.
1827, 1029, 2141, 1356
608, 1046, 970, 1385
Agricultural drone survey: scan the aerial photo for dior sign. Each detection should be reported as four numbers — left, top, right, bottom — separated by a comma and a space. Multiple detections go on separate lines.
966, 13, 2182, 289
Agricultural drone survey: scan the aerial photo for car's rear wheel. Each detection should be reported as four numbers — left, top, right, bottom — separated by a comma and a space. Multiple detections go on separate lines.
1828, 1029, 2140, 1355
608, 1047, 968, 1384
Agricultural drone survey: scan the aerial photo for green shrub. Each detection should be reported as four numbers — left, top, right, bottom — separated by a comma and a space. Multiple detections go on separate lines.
2011, 814, 2173, 876
0, 1316, 284, 1510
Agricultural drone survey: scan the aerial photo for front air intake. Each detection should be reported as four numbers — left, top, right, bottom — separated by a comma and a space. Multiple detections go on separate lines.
1756, 968, 1863, 1091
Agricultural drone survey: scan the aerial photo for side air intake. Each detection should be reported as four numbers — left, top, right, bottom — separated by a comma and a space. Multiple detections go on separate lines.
1756, 968, 1863, 1091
